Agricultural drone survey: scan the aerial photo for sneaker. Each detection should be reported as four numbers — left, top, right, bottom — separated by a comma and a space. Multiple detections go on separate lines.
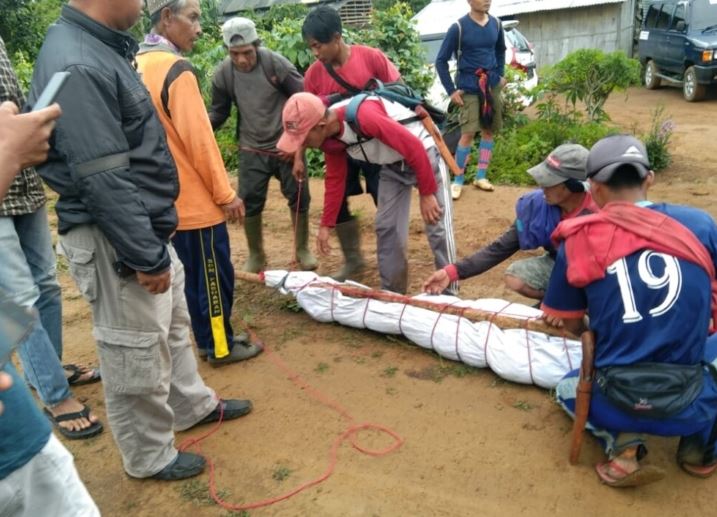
450, 182, 463, 200
207, 339, 262, 367
151, 452, 206, 481
198, 333, 251, 362
473, 178, 495, 192
193, 399, 253, 428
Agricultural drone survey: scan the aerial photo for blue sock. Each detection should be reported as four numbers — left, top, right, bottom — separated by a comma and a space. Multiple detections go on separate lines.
476, 139, 494, 180
455, 145, 471, 170
453, 174, 465, 186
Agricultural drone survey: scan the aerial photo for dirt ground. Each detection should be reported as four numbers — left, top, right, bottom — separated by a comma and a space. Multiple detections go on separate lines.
49, 86, 717, 516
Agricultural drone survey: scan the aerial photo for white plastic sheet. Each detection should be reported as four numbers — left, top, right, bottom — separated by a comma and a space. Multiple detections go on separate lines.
263, 271, 581, 388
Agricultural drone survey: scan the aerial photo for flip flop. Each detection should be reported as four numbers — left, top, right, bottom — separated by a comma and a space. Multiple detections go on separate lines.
680, 462, 717, 479
43, 404, 103, 440
595, 460, 665, 488
63, 364, 101, 386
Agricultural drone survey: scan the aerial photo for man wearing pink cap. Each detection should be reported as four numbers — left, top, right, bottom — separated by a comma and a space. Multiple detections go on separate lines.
278, 92, 456, 294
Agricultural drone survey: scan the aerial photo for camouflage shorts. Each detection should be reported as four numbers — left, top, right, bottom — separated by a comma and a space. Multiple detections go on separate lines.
504, 253, 555, 292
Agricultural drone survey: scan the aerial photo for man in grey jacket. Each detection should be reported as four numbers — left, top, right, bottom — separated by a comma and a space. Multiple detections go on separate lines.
30, 0, 254, 481
209, 17, 316, 273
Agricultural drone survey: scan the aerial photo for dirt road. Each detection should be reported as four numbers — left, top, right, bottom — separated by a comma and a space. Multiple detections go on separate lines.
53, 87, 716, 516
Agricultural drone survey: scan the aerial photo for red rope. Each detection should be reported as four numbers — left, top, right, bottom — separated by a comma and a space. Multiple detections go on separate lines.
454, 306, 468, 363
178, 328, 404, 512
290, 179, 303, 269
523, 318, 536, 385
483, 301, 512, 363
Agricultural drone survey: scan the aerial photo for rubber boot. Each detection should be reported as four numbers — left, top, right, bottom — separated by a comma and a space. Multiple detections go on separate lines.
291, 210, 318, 271
242, 214, 266, 273
332, 218, 365, 282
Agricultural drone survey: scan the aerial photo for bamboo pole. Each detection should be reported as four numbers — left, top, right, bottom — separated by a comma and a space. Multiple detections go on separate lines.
235, 270, 571, 338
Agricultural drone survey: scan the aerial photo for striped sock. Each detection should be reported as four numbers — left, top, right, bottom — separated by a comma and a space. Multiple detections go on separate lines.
476, 138, 494, 180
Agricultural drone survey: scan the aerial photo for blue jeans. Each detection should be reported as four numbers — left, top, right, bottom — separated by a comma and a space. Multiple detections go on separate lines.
0, 206, 71, 407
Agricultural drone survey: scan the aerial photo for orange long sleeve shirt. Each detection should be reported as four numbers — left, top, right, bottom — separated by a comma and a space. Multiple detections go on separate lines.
137, 50, 236, 231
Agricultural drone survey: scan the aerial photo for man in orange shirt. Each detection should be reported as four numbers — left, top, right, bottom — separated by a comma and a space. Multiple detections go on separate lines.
137, 0, 261, 366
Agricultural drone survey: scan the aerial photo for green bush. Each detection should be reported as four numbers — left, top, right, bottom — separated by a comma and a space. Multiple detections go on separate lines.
541, 49, 641, 122
641, 105, 673, 172
470, 119, 618, 185
359, 2, 433, 94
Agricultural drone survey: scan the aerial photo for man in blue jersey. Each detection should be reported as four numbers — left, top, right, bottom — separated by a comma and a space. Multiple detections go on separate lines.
435, 0, 505, 198
542, 135, 717, 487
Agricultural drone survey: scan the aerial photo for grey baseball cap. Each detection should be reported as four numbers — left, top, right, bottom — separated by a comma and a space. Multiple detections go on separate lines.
587, 135, 650, 182
221, 17, 259, 47
527, 144, 589, 188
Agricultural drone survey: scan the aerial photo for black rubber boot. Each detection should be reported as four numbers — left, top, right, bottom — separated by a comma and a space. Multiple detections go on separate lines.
291, 210, 318, 271
242, 214, 266, 273
332, 218, 365, 282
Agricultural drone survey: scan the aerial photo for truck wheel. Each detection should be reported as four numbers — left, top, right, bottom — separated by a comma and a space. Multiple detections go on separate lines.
683, 66, 706, 101
644, 60, 661, 89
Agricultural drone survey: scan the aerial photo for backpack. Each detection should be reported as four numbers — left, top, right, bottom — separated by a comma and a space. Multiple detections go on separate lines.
160, 47, 286, 119
322, 62, 446, 126
343, 87, 423, 140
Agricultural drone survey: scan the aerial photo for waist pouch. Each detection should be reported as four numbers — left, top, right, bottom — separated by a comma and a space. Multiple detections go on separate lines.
595, 362, 704, 418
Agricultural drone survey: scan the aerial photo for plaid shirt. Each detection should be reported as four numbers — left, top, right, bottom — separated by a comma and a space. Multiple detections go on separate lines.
0, 37, 46, 216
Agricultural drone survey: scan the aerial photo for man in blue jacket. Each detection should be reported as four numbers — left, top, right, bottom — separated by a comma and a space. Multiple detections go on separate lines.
436, 0, 505, 198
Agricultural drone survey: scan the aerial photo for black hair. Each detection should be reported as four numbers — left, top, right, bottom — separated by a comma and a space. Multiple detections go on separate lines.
563, 178, 586, 193
302, 6, 342, 43
603, 164, 645, 190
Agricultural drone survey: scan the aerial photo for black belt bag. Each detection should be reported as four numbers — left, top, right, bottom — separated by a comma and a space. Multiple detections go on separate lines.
595, 362, 704, 418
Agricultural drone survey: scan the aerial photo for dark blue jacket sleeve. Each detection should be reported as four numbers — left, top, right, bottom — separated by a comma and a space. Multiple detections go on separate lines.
495, 18, 506, 77
435, 22, 459, 96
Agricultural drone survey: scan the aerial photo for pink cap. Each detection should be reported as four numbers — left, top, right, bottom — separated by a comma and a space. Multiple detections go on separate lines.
277, 93, 326, 153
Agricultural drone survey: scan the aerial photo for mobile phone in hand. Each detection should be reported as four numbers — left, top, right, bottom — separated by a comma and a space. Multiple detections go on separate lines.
32, 71, 71, 112
0, 300, 35, 370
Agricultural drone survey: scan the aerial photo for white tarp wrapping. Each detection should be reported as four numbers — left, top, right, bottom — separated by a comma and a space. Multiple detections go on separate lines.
264, 271, 581, 388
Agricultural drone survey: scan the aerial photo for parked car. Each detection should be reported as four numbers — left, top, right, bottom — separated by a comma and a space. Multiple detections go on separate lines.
638, 0, 717, 101
420, 20, 539, 111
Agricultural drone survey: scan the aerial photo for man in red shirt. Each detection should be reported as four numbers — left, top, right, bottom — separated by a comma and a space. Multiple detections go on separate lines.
299, 7, 401, 281
278, 92, 455, 294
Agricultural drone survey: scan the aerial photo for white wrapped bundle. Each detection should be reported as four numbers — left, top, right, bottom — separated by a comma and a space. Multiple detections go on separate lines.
260, 271, 582, 389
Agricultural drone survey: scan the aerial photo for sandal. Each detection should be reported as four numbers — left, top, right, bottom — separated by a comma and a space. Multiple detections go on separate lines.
595, 460, 665, 488
63, 364, 101, 386
680, 462, 717, 478
43, 404, 104, 440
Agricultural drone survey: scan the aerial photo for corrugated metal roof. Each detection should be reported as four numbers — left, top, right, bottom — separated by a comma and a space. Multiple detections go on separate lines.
413, 0, 625, 37
497, 0, 624, 15
221, 0, 333, 14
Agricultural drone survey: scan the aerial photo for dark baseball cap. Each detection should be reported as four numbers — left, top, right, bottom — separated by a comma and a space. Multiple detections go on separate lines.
587, 135, 650, 182
527, 143, 589, 188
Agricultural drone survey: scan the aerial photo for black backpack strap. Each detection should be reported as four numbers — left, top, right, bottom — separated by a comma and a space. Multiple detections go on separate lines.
257, 47, 282, 93
161, 59, 199, 119
322, 61, 361, 94
454, 19, 463, 62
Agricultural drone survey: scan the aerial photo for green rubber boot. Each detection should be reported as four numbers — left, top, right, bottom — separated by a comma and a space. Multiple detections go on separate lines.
242, 214, 266, 273
332, 218, 365, 282
291, 210, 318, 271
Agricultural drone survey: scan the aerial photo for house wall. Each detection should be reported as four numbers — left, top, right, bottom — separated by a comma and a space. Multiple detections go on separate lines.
513, 1, 637, 68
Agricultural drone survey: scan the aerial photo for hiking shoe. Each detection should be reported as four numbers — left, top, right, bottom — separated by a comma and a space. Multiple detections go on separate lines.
152, 452, 206, 481
473, 178, 495, 191
450, 182, 463, 200
207, 339, 263, 367
193, 399, 253, 428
